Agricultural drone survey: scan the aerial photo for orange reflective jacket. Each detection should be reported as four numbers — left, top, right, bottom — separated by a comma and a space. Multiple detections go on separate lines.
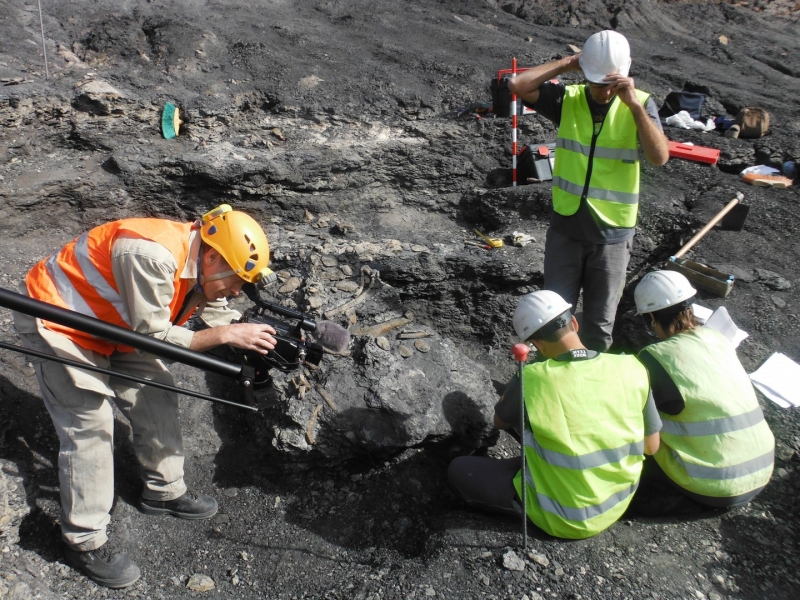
26, 219, 194, 355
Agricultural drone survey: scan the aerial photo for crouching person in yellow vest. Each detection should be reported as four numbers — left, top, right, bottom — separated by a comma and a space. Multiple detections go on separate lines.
634, 271, 774, 508
448, 290, 661, 539
12, 205, 278, 588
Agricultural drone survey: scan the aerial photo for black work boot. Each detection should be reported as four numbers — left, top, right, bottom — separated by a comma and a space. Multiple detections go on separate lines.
138, 491, 218, 519
63, 544, 141, 589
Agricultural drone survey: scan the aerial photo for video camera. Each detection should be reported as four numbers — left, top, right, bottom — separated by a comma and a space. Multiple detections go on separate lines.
236, 282, 324, 407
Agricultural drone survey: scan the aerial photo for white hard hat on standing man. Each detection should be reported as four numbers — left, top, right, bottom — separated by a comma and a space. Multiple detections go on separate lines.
579, 30, 632, 83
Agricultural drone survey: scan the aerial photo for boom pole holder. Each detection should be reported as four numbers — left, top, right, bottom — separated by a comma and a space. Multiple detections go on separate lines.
0, 288, 259, 411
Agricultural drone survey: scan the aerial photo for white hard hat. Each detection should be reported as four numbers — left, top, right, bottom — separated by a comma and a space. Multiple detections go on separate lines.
513, 291, 573, 341
579, 30, 631, 84
634, 271, 697, 315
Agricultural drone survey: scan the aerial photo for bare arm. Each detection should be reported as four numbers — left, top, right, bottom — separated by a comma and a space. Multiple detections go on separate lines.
494, 411, 512, 430
493, 386, 518, 430
644, 432, 660, 455
605, 74, 669, 166
508, 54, 582, 106
632, 102, 669, 166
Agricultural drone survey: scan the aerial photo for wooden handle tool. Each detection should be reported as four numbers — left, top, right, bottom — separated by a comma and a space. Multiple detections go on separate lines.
674, 195, 743, 259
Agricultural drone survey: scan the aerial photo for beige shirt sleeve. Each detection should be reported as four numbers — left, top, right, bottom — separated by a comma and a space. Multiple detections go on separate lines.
198, 299, 242, 328
111, 236, 196, 348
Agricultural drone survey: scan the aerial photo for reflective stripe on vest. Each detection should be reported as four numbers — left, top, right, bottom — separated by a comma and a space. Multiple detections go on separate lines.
552, 85, 649, 228
524, 465, 639, 522
557, 138, 640, 163
551, 175, 639, 205
26, 219, 194, 355
44, 232, 132, 326
672, 449, 774, 481
659, 406, 765, 437
512, 353, 649, 539
524, 428, 644, 470
644, 327, 775, 498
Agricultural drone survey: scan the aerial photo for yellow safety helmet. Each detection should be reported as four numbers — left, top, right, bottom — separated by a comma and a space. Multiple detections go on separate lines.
199, 204, 274, 284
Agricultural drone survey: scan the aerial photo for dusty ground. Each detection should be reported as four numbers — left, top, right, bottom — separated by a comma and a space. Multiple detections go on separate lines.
1, 0, 800, 599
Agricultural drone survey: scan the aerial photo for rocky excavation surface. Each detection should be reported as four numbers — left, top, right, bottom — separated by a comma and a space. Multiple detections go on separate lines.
1, 0, 800, 598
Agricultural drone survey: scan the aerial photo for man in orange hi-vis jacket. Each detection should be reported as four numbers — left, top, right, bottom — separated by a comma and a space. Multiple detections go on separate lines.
13, 205, 276, 588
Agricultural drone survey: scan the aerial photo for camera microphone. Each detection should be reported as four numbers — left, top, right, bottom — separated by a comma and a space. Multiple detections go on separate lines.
311, 320, 351, 353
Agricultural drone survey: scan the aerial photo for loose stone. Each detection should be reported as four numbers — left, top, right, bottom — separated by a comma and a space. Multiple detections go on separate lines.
187, 574, 215, 592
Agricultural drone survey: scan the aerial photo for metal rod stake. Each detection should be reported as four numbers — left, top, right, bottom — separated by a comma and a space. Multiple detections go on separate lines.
518, 357, 527, 551
36, 0, 49, 80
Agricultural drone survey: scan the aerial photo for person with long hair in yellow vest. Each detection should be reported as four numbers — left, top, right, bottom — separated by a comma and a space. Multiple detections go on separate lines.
12, 205, 278, 588
634, 271, 774, 509
509, 31, 669, 352
448, 290, 661, 539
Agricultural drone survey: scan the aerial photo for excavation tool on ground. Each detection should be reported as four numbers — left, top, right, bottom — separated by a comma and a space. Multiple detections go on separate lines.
464, 241, 491, 250
0, 285, 348, 411
665, 193, 749, 297
511, 342, 531, 551
474, 229, 503, 248
161, 102, 182, 139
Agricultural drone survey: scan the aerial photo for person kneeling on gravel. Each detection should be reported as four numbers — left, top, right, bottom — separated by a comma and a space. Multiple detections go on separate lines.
448, 290, 661, 539
633, 271, 775, 509
12, 204, 278, 588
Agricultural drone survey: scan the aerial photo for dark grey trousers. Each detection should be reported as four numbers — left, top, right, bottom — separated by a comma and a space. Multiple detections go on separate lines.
447, 456, 522, 517
543, 227, 633, 352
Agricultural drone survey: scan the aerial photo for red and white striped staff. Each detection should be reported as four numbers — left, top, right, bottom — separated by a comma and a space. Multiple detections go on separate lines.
511, 57, 518, 187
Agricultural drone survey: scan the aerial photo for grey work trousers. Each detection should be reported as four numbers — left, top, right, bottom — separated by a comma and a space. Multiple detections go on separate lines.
447, 456, 522, 517
17, 329, 187, 551
543, 227, 633, 352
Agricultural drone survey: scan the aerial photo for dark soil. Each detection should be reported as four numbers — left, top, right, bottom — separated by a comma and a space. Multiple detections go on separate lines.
2, 1, 800, 599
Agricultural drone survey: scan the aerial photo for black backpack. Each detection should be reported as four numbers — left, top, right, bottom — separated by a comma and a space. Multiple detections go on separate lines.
658, 91, 707, 120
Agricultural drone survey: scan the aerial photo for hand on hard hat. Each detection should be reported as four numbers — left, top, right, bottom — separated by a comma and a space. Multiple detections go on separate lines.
634, 271, 697, 314
597, 73, 643, 109
200, 204, 274, 284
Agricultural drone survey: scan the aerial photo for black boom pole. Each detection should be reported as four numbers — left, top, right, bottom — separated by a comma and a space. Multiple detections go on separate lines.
0, 287, 242, 379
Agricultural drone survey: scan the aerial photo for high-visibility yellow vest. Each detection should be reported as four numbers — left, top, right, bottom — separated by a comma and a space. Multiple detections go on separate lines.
513, 353, 649, 539
552, 85, 650, 228
26, 219, 195, 355
642, 327, 774, 498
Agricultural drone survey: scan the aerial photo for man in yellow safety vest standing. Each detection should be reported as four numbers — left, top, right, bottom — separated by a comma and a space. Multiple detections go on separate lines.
448, 290, 661, 539
634, 271, 774, 508
12, 205, 278, 588
509, 30, 669, 351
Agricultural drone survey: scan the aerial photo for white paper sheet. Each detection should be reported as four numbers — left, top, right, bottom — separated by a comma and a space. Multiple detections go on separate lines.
749, 353, 800, 408
704, 306, 749, 348
692, 303, 713, 325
